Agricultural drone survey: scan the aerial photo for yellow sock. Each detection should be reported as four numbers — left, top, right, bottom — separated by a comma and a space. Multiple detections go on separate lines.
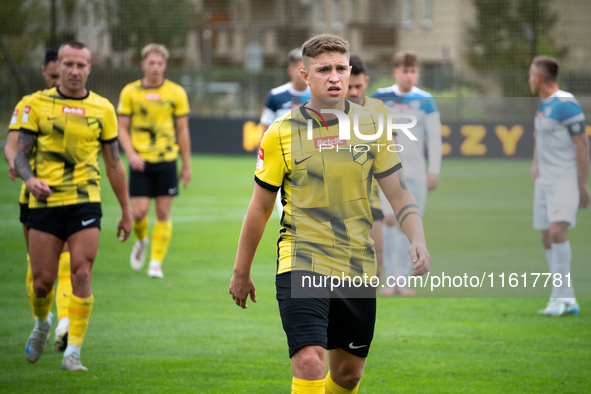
133, 216, 149, 241
150, 220, 172, 264
26, 254, 36, 318
291, 377, 325, 394
325, 372, 359, 394
68, 294, 94, 347
31, 287, 54, 322
55, 252, 72, 321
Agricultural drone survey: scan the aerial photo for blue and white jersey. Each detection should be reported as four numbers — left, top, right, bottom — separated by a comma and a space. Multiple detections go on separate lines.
260, 82, 310, 126
371, 84, 441, 180
535, 90, 586, 185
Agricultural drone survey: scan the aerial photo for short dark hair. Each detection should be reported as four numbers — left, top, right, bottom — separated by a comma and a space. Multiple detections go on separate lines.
349, 55, 366, 76
393, 51, 419, 68
287, 48, 303, 67
532, 56, 559, 83
44, 48, 58, 66
59, 41, 88, 51
302, 34, 349, 67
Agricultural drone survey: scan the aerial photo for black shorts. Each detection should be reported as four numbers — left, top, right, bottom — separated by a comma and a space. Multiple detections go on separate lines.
27, 203, 102, 241
276, 271, 376, 358
20, 203, 30, 225
371, 207, 384, 222
129, 160, 178, 198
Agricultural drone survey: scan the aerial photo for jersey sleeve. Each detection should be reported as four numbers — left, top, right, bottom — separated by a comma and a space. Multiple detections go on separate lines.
423, 96, 439, 115
174, 86, 190, 117
254, 122, 287, 191
260, 92, 279, 126
373, 126, 402, 179
101, 102, 119, 142
117, 85, 133, 116
18, 95, 40, 134
556, 99, 585, 134
8, 98, 27, 132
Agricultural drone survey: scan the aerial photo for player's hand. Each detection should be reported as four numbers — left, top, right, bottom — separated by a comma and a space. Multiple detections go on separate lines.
117, 210, 133, 242
8, 164, 18, 181
409, 242, 430, 276
128, 153, 145, 172
427, 173, 439, 191
530, 160, 539, 180
229, 272, 257, 309
179, 165, 192, 189
579, 186, 591, 209
25, 177, 51, 200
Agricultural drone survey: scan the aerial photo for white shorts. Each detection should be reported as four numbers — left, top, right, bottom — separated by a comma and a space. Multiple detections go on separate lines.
533, 180, 579, 230
380, 174, 427, 217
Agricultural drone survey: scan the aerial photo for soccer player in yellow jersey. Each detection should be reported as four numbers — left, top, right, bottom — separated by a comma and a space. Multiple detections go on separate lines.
117, 43, 192, 278
346, 54, 394, 280
15, 41, 132, 371
229, 35, 431, 394
4, 48, 73, 354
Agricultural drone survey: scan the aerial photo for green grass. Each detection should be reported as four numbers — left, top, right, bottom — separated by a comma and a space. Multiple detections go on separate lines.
0, 156, 589, 393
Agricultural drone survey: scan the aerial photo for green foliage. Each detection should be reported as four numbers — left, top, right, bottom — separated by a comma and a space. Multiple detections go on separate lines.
110, 0, 193, 54
468, 0, 567, 96
0, 0, 26, 35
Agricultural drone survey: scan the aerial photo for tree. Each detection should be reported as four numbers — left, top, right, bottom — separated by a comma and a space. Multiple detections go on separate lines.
468, 0, 566, 96
110, 0, 193, 55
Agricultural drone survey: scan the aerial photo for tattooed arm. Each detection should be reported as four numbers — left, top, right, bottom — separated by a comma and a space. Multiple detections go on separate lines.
15, 131, 51, 200
377, 169, 430, 275
102, 140, 132, 242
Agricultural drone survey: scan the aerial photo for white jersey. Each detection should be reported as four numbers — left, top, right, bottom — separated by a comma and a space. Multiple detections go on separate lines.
535, 90, 586, 186
371, 84, 442, 180
260, 82, 310, 126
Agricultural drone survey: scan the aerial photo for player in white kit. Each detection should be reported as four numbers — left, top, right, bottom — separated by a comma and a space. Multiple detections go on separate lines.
529, 56, 589, 316
372, 51, 442, 296
260, 48, 310, 217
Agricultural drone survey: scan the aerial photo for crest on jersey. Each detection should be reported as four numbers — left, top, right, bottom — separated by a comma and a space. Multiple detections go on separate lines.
352, 150, 368, 165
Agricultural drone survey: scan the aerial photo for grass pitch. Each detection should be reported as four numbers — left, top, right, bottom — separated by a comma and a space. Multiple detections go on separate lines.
0, 156, 589, 393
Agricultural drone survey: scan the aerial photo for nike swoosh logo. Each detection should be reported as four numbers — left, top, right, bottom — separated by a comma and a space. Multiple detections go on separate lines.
349, 342, 368, 349
82, 218, 96, 226
294, 156, 313, 165
168, 187, 178, 194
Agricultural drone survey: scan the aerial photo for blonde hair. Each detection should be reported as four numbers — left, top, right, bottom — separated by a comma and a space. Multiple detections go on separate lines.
141, 43, 169, 61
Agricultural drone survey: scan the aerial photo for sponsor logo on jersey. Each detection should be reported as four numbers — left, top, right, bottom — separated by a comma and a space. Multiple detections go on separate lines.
256, 148, 264, 171
314, 136, 347, 149
145, 93, 161, 101
10, 109, 19, 125
62, 106, 86, 115
21, 106, 31, 123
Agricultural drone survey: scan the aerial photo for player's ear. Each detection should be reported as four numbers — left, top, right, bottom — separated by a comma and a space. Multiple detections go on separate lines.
301, 68, 310, 86
365, 75, 370, 85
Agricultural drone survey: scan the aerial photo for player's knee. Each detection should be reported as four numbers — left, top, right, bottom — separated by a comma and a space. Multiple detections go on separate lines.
548, 228, 567, 244
33, 277, 53, 297
132, 210, 147, 222
70, 259, 94, 284
292, 347, 324, 378
332, 369, 363, 389
383, 215, 397, 227
540, 232, 551, 248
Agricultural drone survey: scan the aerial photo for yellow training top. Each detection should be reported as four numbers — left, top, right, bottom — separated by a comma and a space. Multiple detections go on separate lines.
19, 87, 118, 208
117, 79, 190, 163
255, 100, 401, 278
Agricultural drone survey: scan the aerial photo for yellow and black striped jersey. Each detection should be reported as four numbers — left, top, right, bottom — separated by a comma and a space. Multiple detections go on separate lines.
117, 79, 189, 163
19, 87, 118, 208
8, 93, 38, 205
363, 97, 394, 213
255, 100, 401, 278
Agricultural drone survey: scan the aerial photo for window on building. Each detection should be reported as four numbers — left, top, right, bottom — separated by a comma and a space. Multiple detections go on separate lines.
422, 0, 433, 28
403, 0, 414, 28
